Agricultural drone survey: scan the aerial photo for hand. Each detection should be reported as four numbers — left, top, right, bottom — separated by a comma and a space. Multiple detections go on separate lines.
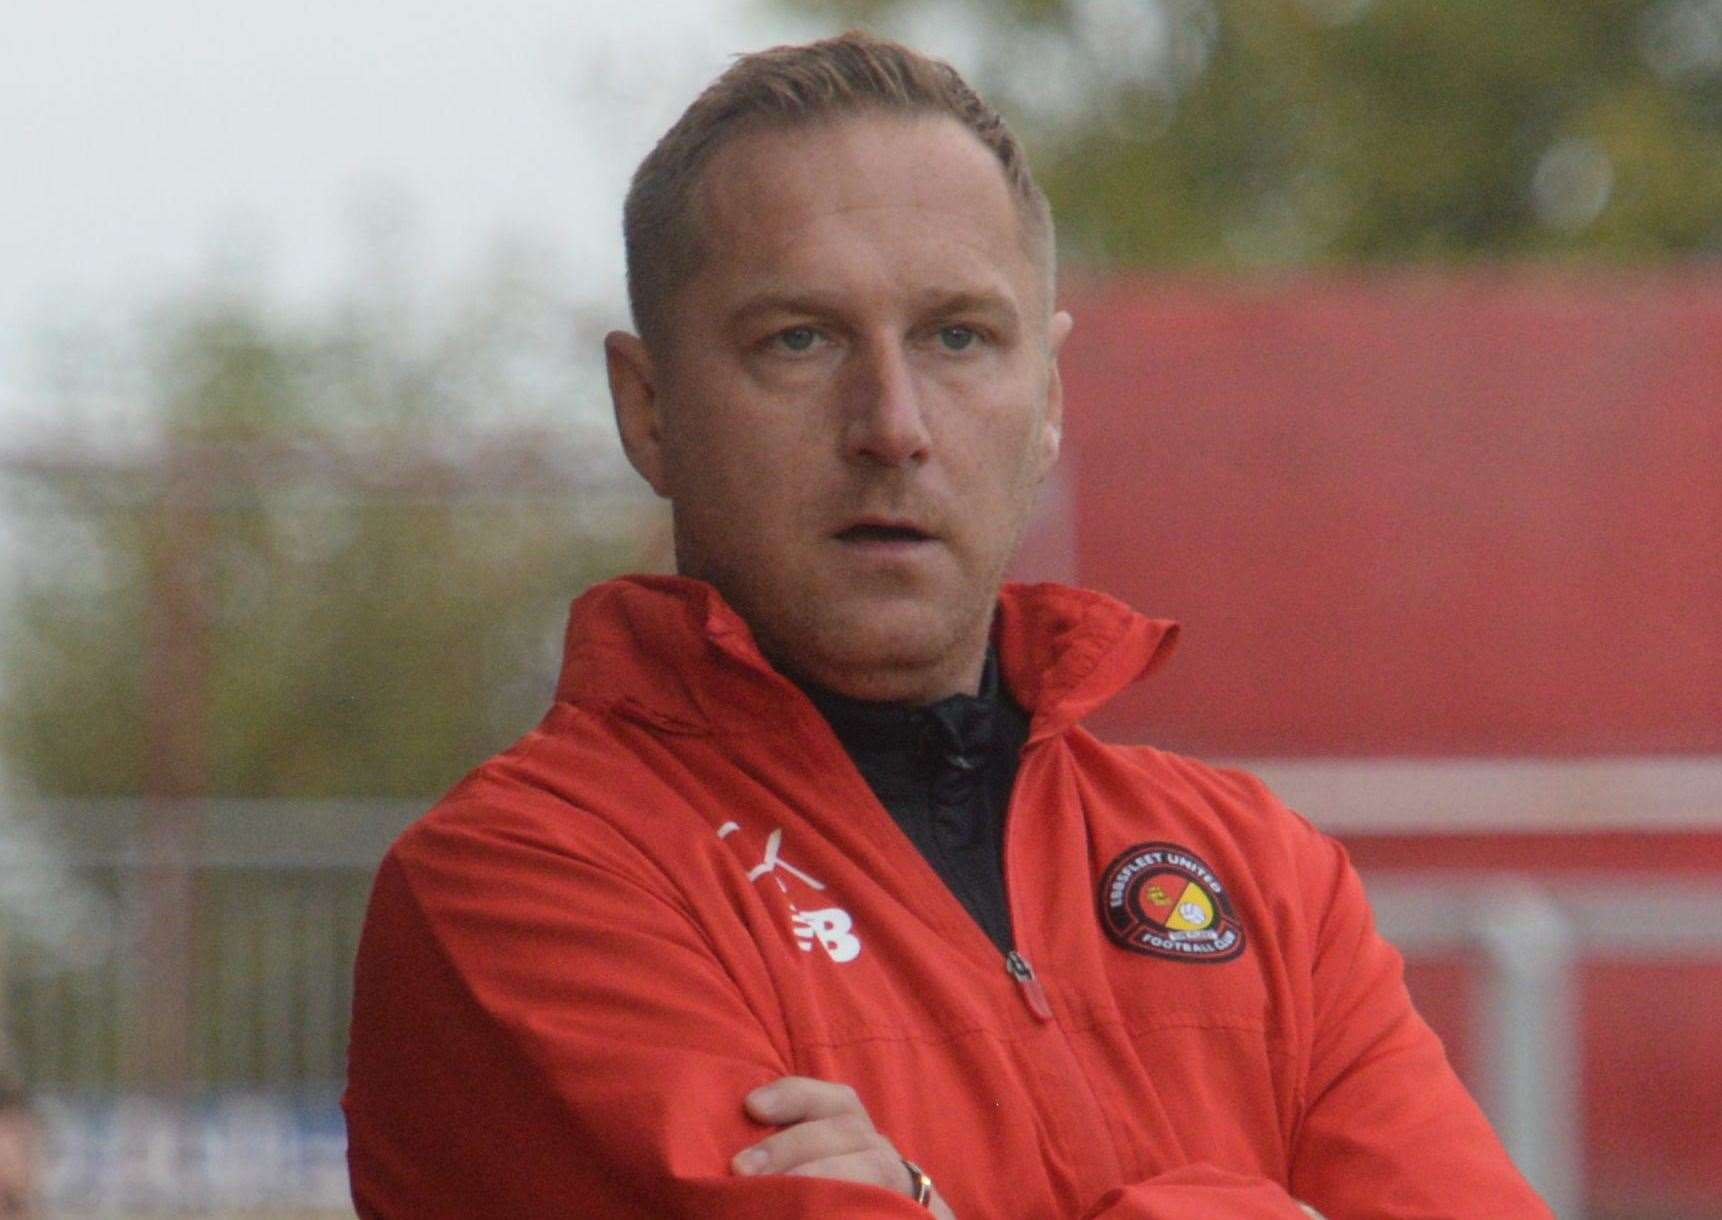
732, 1075, 957, 1219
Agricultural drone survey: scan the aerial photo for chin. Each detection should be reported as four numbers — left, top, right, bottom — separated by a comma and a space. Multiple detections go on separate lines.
781, 595, 981, 700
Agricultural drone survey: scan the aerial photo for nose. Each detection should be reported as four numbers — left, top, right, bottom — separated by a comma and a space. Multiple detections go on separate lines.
842, 336, 931, 467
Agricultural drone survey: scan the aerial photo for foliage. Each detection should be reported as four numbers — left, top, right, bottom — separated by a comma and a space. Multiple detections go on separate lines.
0, 256, 651, 799
776, 0, 1722, 267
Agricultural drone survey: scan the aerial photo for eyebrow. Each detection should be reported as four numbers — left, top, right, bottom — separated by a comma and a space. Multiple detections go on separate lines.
727, 291, 850, 328
917, 289, 1022, 327
727, 287, 1022, 331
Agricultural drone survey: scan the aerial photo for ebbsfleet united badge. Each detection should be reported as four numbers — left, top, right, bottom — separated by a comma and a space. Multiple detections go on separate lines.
1098, 842, 1246, 963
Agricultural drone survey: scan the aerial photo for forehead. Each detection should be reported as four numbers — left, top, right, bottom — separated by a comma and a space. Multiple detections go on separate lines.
689, 114, 1039, 308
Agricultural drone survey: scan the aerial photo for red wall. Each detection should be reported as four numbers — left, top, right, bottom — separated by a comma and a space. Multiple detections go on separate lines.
1058, 270, 1722, 757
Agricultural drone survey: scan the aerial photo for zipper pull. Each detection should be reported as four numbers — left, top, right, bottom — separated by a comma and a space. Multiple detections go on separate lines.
1004, 949, 1054, 1022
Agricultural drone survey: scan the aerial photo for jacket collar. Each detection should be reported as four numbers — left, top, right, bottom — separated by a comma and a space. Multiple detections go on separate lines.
554, 575, 1178, 742
795, 646, 1012, 769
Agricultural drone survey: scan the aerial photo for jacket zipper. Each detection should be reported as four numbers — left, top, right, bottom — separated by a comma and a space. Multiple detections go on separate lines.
1001, 741, 1130, 1191
1004, 948, 1054, 1022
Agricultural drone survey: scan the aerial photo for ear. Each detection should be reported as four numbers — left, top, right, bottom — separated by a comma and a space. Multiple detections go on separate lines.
1037, 309, 1073, 476
605, 331, 672, 498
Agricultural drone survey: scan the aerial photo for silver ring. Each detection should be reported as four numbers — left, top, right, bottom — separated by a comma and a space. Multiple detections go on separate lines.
901, 1157, 933, 1207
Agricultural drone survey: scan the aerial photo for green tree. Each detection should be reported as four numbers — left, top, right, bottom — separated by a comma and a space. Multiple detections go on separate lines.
779, 0, 1722, 266
1, 251, 651, 801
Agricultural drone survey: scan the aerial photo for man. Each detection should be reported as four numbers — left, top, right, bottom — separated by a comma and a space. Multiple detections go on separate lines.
344, 32, 1552, 1219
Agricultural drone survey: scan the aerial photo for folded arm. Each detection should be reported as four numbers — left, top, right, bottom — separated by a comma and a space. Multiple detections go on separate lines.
1074, 816, 1551, 1219
343, 805, 937, 1219
1282, 830, 1554, 1218
345, 796, 1549, 1219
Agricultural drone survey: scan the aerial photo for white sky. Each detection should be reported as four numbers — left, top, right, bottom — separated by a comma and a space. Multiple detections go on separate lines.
0, 0, 842, 433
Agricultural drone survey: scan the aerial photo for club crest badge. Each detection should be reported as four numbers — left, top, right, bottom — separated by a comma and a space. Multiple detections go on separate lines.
1098, 842, 1246, 963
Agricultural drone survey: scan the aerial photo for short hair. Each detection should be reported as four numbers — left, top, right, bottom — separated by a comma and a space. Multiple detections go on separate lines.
623, 30, 1054, 348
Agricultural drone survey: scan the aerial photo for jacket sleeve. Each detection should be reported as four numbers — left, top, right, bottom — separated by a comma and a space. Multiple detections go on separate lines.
1076, 826, 1552, 1220
342, 803, 931, 1219
1282, 829, 1554, 1218
1080, 1164, 1315, 1217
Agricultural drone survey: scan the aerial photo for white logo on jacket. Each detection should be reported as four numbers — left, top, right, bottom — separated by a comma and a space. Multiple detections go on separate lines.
791, 907, 861, 962
718, 821, 862, 964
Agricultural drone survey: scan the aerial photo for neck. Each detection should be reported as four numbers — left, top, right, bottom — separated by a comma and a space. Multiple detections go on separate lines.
778, 645, 987, 705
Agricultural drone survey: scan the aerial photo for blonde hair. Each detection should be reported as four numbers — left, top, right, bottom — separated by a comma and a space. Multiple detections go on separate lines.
623, 30, 1053, 346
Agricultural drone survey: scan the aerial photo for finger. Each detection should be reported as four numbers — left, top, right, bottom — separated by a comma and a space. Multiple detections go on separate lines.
783, 1147, 914, 1194
745, 1076, 870, 1126
732, 1113, 887, 1176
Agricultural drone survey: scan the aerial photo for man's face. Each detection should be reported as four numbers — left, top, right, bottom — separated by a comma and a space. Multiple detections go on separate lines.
608, 114, 1070, 702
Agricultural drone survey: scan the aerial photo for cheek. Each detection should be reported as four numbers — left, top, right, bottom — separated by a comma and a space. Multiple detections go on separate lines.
985, 402, 1056, 489
666, 423, 816, 542
984, 412, 1059, 542
1032, 416, 1061, 479
662, 395, 782, 490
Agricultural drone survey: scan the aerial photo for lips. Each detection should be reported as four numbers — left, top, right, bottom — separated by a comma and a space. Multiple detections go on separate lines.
835, 519, 934, 544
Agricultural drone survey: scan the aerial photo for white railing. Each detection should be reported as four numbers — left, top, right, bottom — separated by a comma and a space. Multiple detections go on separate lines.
1369, 875, 1722, 1220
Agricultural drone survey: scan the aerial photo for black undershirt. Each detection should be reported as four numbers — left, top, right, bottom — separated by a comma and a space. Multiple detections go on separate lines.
795, 649, 1030, 955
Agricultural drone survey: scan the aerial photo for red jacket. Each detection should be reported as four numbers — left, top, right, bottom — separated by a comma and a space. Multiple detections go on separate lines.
344, 576, 1550, 1218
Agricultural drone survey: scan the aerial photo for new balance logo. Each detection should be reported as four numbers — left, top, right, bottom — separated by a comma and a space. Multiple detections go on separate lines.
792, 907, 862, 963
718, 821, 862, 964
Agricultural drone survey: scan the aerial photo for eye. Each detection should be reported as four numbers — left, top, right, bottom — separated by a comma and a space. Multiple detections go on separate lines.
937, 325, 979, 352
775, 326, 821, 353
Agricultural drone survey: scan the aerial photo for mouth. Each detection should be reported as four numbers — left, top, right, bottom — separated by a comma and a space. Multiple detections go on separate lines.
837, 523, 933, 544
835, 520, 935, 545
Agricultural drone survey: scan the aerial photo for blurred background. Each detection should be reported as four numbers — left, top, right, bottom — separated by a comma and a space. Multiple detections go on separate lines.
1, 0, 1717, 1215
